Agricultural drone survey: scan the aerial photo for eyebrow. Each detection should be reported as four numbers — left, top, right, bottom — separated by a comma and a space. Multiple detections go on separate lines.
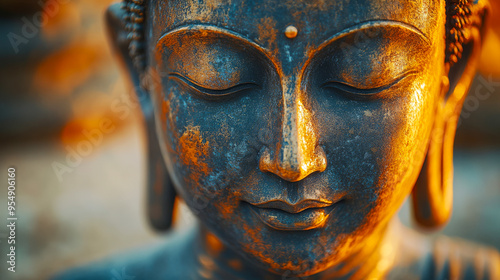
156, 24, 281, 72
315, 19, 431, 52
156, 20, 431, 73
157, 19, 430, 48
156, 24, 270, 57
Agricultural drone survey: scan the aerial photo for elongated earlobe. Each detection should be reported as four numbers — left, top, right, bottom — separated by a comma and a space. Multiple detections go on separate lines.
412, 77, 454, 229
412, 0, 489, 229
106, 3, 176, 231
144, 105, 177, 231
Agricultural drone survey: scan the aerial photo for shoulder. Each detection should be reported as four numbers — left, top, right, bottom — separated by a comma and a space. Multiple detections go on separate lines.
424, 235, 500, 280
51, 228, 196, 280
389, 226, 500, 280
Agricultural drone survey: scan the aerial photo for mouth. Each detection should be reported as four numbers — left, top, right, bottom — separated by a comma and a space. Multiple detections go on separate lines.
246, 199, 343, 231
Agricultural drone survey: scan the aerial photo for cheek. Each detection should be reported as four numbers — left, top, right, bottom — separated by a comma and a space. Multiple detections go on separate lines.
363, 82, 437, 215
317, 78, 437, 212
372, 81, 437, 214
153, 83, 263, 209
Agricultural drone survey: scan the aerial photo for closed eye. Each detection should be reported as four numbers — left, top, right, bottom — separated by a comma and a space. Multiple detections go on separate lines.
321, 71, 417, 98
169, 72, 259, 99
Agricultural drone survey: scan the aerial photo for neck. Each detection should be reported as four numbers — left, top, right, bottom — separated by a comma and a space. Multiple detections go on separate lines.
187, 219, 400, 280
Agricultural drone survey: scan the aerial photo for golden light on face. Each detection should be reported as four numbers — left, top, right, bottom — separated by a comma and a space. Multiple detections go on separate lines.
99, 0, 487, 277
258, 83, 327, 183
144, 0, 452, 276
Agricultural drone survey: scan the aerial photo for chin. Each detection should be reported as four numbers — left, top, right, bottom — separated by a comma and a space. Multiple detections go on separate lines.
255, 252, 335, 278
234, 229, 344, 277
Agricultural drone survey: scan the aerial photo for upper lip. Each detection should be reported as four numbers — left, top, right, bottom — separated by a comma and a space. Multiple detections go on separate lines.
248, 199, 335, 214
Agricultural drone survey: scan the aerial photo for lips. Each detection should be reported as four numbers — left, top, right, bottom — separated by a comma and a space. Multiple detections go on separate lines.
246, 199, 341, 231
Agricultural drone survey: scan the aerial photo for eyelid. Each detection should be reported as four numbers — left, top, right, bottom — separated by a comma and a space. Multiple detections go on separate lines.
321, 70, 418, 97
168, 72, 259, 98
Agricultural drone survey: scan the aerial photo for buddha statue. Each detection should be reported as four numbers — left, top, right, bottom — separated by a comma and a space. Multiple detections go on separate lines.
54, 0, 500, 279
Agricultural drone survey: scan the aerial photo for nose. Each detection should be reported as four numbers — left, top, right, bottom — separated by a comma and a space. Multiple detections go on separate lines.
259, 86, 327, 182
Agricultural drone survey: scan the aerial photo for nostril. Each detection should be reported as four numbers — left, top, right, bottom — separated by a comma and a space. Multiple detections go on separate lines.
258, 147, 304, 182
315, 145, 327, 172
259, 144, 327, 182
258, 146, 301, 181
259, 147, 273, 172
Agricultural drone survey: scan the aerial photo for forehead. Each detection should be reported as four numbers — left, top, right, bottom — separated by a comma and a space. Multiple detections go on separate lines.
149, 0, 442, 42
148, 0, 444, 73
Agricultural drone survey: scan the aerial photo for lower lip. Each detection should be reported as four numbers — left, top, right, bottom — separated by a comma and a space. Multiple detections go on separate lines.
247, 204, 337, 231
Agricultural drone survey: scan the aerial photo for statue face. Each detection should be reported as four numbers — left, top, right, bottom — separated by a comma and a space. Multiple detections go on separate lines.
147, 0, 446, 275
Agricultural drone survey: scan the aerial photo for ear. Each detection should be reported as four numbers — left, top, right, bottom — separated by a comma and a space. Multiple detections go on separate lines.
106, 3, 142, 88
412, 0, 490, 229
106, 3, 177, 231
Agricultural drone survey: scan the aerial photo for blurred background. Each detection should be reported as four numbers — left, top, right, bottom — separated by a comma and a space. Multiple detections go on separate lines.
0, 0, 499, 279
